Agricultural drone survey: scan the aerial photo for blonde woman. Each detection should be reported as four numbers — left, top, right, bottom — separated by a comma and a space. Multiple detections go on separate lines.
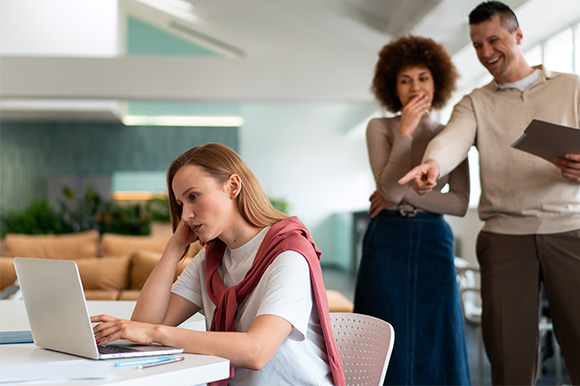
92, 143, 345, 386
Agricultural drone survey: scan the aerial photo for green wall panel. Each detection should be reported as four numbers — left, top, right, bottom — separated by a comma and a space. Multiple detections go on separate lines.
0, 121, 238, 211
127, 16, 221, 56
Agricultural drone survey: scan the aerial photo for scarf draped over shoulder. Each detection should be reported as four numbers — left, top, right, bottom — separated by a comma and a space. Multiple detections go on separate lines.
205, 216, 345, 386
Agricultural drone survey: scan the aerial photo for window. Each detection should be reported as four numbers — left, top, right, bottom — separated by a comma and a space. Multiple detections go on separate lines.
112, 171, 166, 200
575, 22, 580, 74
524, 45, 542, 68
543, 28, 574, 73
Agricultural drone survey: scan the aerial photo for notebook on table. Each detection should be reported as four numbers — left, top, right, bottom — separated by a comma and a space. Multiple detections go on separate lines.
13, 257, 184, 360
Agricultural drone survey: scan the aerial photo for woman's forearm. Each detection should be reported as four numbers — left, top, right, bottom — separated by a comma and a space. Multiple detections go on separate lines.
131, 238, 189, 323
154, 315, 291, 370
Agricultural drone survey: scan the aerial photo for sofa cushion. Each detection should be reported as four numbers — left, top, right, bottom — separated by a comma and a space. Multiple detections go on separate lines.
0, 257, 17, 291
186, 241, 203, 258
326, 289, 354, 313
118, 289, 141, 301
84, 290, 121, 301
75, 255, 130, 292
100, 233, 171, 257
100, 233, 203, 258
129, 251, 193, 290
3, 230, 99, 259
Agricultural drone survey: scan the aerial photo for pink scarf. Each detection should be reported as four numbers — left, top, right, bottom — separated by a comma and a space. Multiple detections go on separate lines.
205, 216, 345, 386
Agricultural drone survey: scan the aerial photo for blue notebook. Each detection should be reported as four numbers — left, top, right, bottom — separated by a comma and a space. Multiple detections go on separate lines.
0, 331, 34, 344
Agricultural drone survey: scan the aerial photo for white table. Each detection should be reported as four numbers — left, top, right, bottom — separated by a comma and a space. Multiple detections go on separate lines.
0, 300, 229, 386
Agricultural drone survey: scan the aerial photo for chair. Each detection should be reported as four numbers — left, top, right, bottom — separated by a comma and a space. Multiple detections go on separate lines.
538, 288, 563, 385
330, 312, 395, 386
455, 257, 484, 386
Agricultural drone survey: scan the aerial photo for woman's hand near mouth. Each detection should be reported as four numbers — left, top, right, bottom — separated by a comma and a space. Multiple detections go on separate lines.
398, 93, 431, 136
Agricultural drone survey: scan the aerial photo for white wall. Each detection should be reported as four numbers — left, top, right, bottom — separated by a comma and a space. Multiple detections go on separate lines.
445, 209, 485, 266
0, 0, 119, 57
240, 102, 376, 266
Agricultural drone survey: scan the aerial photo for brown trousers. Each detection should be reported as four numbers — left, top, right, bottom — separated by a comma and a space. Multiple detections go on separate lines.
476, 230, 580, 385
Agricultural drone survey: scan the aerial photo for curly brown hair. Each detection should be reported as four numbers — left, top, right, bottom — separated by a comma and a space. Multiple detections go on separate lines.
372, 35, 459, 113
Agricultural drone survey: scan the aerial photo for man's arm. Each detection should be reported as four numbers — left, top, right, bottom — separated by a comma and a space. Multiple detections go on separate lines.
554, 153, 580, 182
400, 95, 476, 194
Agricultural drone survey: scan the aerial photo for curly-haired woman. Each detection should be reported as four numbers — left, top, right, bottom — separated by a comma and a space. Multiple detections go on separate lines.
353, 35, 471, 385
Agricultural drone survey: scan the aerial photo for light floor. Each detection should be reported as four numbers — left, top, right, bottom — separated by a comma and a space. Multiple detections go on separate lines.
321, 266, 571, 386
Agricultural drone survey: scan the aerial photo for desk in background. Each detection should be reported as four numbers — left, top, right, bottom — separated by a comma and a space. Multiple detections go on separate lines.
0, 300, 229, 386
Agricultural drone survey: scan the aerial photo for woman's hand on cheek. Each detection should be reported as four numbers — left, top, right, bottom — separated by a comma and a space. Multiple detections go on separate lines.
172, 220, 199, 247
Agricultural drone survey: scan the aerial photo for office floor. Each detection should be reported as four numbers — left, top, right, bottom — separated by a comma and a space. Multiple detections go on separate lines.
321, 266, 571, 386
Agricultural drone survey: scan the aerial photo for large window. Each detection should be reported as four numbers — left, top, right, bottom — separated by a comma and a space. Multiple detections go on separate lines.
575, 23, 580, 73
524, 45, 542, 68
543, 28, 574, 73
524, 21, 580, 74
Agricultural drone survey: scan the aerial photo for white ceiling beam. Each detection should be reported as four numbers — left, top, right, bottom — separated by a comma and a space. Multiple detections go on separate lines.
0, 56, 376, 102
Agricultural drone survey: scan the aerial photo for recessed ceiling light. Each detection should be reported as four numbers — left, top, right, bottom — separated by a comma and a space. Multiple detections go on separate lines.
122, 115, 244, 127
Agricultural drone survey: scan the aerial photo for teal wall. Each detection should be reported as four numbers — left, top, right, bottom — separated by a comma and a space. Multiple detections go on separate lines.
0, 121, 238, 211
127, 16, 222, 56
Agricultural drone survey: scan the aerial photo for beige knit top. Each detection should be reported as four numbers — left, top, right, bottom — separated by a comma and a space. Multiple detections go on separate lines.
366, 115, 470, 216
424, 66, 580, 234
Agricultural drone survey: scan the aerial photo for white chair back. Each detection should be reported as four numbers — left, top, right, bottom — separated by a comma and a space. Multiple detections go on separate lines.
454, 257, 482, 324
330, 312, 395, 386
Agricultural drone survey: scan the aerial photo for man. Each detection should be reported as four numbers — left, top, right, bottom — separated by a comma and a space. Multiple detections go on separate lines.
399, 1, 580, 384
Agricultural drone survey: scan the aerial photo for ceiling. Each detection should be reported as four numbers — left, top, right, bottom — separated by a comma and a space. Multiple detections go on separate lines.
1, 0, 578, 121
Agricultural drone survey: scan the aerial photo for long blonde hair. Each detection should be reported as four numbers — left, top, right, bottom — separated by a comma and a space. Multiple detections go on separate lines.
167, 143, 288, 235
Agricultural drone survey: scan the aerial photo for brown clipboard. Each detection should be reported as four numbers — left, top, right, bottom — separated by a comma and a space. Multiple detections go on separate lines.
510, 118, 580, 163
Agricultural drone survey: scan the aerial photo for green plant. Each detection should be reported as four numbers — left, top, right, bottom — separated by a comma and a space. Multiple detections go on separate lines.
96, 200, 150, 235
0, 199, 72, 237
269, 197, 290, 214
144, 195, 172, 223
59, 185, 104, 232
1, 187, 172, 236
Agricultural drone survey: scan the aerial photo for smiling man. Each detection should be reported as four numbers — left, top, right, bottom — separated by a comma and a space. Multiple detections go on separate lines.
399, 1, 580, 385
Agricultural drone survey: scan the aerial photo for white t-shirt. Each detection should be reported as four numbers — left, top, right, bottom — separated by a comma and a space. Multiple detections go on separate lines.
171, 227, 334, 386
497, 68, 539, 91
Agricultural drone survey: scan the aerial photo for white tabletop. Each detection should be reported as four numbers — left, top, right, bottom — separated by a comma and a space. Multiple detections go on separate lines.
0, 300, 229, 386
0, 300, 207, 332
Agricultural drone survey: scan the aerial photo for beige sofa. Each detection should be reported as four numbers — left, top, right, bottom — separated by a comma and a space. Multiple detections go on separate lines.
0, 230, 353, 312
0, 230, 200, 300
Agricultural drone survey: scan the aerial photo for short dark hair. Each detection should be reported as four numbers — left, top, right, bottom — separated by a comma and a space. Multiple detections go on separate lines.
371, 35, 458, 113
469, 1, 519, 31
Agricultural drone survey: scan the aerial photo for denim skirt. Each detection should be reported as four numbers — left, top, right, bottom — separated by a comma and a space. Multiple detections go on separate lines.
353, 210, 470, 385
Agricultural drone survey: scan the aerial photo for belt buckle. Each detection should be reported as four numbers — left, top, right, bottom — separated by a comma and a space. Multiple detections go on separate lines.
398, 203, 417, 218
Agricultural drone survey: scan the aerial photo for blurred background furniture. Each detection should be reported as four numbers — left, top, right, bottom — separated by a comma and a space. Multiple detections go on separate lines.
455, 257, 484, 386
538, 287, 563, 385
330, 312, 394, 386
0, 231, 199, 301
0, 231, 353, 312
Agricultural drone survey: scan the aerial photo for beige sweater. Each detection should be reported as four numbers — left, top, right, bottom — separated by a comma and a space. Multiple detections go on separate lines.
424, 66, 580, 234
367, 116, 469, 216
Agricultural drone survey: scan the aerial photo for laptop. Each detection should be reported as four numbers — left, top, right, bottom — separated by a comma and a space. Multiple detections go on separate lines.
14, 257, 184, 360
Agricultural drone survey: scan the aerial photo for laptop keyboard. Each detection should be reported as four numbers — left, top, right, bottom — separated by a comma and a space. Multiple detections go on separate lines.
99, 344, 135, 354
